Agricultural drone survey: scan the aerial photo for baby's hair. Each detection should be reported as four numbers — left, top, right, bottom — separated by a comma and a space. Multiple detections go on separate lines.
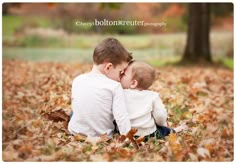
93, 38, 133, 67
129, 60, 156, 90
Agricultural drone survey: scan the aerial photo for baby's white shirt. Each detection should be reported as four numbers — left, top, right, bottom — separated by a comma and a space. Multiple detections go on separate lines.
123, 89, 167, 136
68, 73, 131, 137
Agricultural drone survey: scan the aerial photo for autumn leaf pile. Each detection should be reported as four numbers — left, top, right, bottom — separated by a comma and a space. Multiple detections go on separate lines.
2, 59, 233, 161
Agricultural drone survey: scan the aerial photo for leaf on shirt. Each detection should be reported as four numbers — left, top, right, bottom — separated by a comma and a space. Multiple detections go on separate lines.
126, 128, 138, 137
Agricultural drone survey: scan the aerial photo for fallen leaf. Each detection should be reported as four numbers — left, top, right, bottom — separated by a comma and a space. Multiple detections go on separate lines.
197, 147, 211, 158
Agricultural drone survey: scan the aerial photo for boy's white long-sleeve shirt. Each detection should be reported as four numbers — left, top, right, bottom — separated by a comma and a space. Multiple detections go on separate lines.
68, 73, 131, 137
123, 89, 167, 136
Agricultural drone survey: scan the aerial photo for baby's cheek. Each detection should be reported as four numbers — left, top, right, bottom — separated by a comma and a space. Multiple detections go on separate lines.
120, 79, 126, 88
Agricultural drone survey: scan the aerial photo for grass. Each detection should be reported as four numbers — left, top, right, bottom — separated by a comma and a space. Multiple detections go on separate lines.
147, 56, 181, 67
222, 58, 234, 69
2, 15, 24, 36
2, 47, 93, 63
2, 15, 233, 69
3, 15, 232, 51
2, 47, 175, 64
3, 15, 52, 36
3, 32, 233, 61
212, 57, 234, 69
2, 47, 233, 69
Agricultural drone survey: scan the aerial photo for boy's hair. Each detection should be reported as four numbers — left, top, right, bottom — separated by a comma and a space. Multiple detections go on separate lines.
129, 60, 156, 90
93, 38, 133, 66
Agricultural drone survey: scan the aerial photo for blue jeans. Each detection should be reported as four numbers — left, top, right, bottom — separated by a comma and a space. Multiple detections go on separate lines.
138, 125, 174, 142
114, 121, 174, 142
70, 111, 73, 119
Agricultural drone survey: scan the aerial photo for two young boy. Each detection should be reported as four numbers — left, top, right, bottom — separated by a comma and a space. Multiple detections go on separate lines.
68, 38, 181, 140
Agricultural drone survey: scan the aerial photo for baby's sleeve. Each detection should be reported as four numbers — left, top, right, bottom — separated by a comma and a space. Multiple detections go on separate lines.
152, 92, 168, 126
112, 84, 131, 135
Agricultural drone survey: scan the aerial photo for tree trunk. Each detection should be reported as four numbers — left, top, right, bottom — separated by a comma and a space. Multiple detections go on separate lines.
182, 3, 212, 63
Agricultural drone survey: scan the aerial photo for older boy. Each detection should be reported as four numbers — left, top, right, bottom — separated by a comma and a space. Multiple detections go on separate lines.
68, 38, 133, 137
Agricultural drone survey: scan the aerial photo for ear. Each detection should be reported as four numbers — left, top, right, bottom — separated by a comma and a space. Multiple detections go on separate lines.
130, 80, 138, 89
103, 63, 113, 74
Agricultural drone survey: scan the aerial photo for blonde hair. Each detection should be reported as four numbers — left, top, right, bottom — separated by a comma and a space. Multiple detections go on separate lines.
129, 61, 156, 90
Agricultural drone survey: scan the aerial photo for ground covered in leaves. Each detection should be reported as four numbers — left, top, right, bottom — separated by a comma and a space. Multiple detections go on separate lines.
2, 59, 234, 161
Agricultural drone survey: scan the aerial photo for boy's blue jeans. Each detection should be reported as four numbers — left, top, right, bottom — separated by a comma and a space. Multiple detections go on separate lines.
140, 125, 175, 142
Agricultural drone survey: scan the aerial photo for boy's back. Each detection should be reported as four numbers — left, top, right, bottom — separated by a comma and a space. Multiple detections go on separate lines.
68, 72, 130, 137
123, 89, 167, 136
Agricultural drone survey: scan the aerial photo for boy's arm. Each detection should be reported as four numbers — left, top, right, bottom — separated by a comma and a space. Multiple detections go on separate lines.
112, 84, 131, 135
152, 92, 168, 126
71, 78, 79, 113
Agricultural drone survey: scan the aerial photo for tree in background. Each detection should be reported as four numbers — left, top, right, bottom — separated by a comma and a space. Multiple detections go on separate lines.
2, 3, 21, 15
181, 3, 233, 63
182, 3, 211, 63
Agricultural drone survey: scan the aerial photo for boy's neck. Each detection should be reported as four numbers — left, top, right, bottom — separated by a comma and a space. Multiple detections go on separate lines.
91, 64, 105, 74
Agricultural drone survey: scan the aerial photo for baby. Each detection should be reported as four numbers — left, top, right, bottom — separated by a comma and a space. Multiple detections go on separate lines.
120, 60, 186, 141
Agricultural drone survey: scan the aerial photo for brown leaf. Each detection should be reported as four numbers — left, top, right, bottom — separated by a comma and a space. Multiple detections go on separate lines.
126, 128, 139, 149
136, 136, 145, 144
117, 148, 132, 158
74, 133, 87, 142
197, 147, 211, 158
42, 109, 70, 123
2, 60, 234, 161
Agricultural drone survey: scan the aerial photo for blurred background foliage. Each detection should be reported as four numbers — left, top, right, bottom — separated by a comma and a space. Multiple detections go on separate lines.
2, 3, 233, 68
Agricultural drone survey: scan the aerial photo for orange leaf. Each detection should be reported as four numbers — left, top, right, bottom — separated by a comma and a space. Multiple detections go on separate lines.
74, 133, 87, 141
